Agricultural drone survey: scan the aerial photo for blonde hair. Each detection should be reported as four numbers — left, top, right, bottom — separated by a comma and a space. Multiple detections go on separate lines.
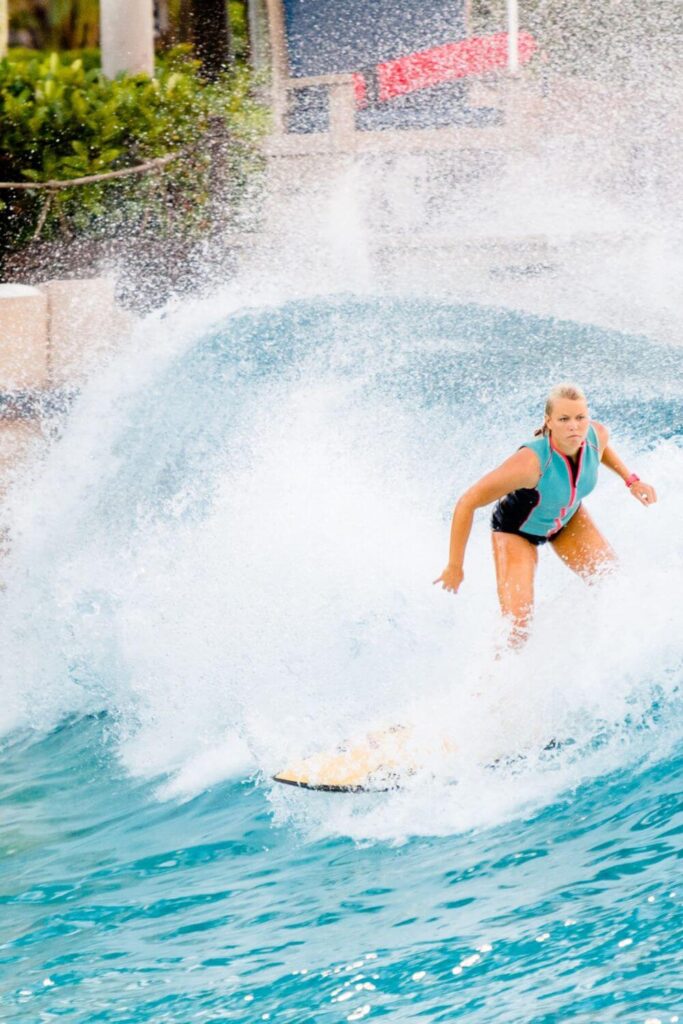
534, 383, 587, 436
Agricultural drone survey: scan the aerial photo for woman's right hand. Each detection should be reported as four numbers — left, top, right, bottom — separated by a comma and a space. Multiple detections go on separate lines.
433, 565, 464, 593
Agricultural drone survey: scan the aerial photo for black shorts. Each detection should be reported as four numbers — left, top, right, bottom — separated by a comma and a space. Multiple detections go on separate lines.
491, 489, 574, 546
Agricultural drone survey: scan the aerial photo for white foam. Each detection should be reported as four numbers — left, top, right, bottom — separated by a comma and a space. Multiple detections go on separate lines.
0, 318, 679, 844
0, 74, 681, 839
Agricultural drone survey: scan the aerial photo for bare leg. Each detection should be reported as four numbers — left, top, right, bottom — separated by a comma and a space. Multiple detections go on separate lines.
491, 532, 539, 647
549, 504, 616, 579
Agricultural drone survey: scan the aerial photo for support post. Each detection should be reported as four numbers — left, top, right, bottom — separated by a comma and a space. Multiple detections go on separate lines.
0, 0, 7, 59
247, 0, 268, 70
264, 0, 289, 133
100, 0, 155, 78
507, 0, 519, 74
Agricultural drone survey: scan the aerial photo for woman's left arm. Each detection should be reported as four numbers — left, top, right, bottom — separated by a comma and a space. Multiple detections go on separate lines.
593, 421, 657, 507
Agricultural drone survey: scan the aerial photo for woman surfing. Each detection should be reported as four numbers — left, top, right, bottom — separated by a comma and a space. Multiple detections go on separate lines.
434, 383, 657, 645
274, 383, 658, 791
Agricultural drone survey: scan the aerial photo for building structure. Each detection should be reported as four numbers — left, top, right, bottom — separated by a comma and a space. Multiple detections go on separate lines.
257, 0, 531, 153
248, 0, 680, 345
251, 0, 548, 286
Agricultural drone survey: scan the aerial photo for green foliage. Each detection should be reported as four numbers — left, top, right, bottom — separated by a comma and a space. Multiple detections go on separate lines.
8, 44, 101, 69
0, 45, 268, 255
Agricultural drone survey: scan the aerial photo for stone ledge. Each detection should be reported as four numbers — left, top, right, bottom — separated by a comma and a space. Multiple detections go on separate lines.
0, 276, 134, 503
0, 276, 133, 397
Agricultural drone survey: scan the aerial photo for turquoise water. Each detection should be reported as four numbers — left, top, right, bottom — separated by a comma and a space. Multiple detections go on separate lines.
1, 297, 681, 1022
1, 718, 681, 1022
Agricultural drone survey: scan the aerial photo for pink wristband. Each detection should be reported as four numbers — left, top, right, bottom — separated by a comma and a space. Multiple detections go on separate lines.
624, 473, 640, 488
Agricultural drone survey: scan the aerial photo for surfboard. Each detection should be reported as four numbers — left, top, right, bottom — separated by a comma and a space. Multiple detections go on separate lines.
272, 728, 561, 794
271, 724, 463, 793
273, 725, 414, 793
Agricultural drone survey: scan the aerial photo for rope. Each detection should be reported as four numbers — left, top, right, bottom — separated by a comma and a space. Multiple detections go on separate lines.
0, 152, 180, 191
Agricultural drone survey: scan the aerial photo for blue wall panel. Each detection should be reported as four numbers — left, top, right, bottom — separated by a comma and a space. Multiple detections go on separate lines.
282, 0, 466, 77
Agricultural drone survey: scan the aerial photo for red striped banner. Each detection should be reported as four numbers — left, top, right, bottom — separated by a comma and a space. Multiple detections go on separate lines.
353, 31, 537, 106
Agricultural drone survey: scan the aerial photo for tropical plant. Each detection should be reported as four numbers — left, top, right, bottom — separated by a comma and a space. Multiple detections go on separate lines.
0, 46, 267, 259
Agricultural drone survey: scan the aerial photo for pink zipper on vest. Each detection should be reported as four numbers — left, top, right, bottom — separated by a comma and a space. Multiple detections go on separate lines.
548, 436, 585, 536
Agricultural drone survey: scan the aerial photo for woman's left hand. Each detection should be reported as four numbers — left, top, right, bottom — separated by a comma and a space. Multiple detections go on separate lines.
629, 480, 657, 506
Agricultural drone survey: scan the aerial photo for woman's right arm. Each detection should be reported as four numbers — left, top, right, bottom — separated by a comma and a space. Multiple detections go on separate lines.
433, 448, 540, 593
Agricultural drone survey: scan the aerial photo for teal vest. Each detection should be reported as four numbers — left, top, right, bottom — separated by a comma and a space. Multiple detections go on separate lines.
520, 424, 600, 537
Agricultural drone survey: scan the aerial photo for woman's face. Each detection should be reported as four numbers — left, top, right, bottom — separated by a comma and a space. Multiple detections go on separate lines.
546, 397, 591, 453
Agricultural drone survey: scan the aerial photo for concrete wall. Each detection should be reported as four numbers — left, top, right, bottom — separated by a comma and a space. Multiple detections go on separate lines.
0, 278, 133, 501
0, 285, 49, 390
